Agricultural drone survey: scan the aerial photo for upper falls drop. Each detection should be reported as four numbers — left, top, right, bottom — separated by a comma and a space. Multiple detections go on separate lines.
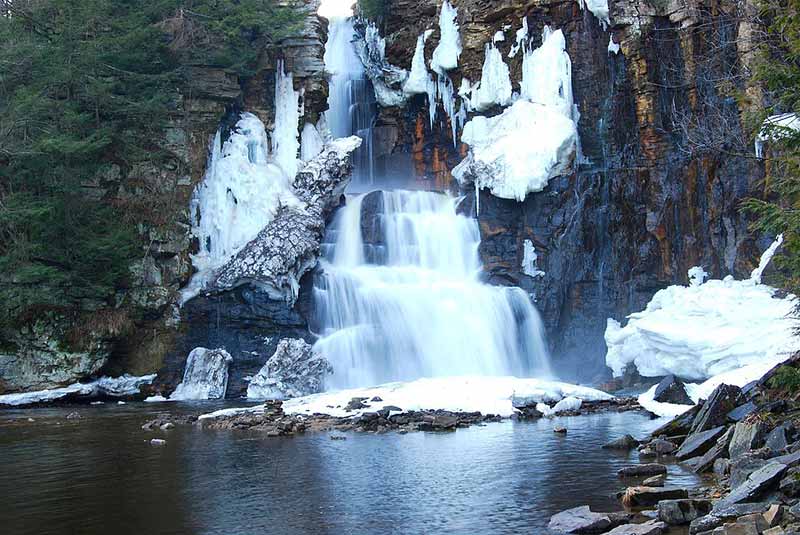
312, 190, 552, 389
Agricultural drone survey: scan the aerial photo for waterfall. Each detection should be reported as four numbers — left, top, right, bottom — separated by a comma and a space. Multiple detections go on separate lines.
324, 17, 376, 188
313, 190, 552, 389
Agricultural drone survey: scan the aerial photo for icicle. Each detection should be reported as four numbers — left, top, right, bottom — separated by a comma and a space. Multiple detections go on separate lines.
273, 59, 301, 180
431, 0, 462, 74
509, 17, 529, 58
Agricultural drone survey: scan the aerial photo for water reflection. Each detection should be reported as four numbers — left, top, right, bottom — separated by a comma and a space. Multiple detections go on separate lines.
0, 405, 697, 535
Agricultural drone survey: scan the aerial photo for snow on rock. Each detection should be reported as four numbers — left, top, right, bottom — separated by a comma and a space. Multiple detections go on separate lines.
430, 0, 462, 74
578, 0, 611, 29
403, 32, 432, 95
170, 348, 233, 401
246, 339, 333, 400
688, 266, 709, 287
755, 113, 800, 158
608, 35, 620, 55
537, 395, 583, 416
354, 22, 408, 107
211, 136, 361, 303
453, 100, 577, 201
0, 374, 156, 407
183, 113, 301, 301
605, 236, 799, 384
201, 376, 613, 420
522, 239, 545, 278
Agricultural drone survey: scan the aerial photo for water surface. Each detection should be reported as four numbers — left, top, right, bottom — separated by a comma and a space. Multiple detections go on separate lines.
0, 404, 698, 534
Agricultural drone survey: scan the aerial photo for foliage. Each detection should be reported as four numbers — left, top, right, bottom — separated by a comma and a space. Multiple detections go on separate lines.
0, 0, 303, 328
767, 364, 800, 391
741, 0, 800, 294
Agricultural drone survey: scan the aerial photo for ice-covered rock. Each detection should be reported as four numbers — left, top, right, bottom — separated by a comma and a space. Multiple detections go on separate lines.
403, 32, 432, 95
605, 236, 798, 382
246, 339, 333, 400
430, 0, 461, 74
0, 374, 156, 407
468, 42, 512, 112
453, 100, 577, 201
211, 136, 361, 303
170, 348, 233, 400
354, 22, 408, 107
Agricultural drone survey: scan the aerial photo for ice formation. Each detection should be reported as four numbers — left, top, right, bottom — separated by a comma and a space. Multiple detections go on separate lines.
355, 22, 409, 107
300, 122, 324, 161
170, 348, 233, 400
577, 0, 611, 29
468, 42, 513, 111
430, 0, 462, 74
608, 35, 620, 55
453, 100, 577, 201
246, 339, 332, 400
454, 27, 578, 202
0, 374, 156, 406
200, 376, 613, 420
752, 233, 783, 283
403, 32, 432, 95
273, 60, 301, 180
183, 112, 301, 301
312, 190, 552, 389
522, 239, 545, 278
755, 113, 800, 158
509, 18, 529, 58
605, 236, 799, 382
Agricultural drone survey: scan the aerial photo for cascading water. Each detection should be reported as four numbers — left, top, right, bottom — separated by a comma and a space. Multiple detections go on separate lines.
313, 190, 552, 389
325, 17, 376, 188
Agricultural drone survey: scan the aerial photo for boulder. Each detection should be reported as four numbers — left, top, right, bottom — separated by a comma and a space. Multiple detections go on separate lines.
620, 486, 689, 508
651, 402, 704, 438
727, 402, 758, 423
694, 426, 735, 473
603, 520, 667, 535
643, 475, 666, 487
765, 423, 793, 453
730, 451, 772, 489
653, 375, 693, 405
604, 435, 640, 450
676, 426, 728, 460
689, 384, 742, 434
547, 505, 629, 534
657, 499, 713, 525
689, 504, 771, 534
245, 339, 332, 400
729, 420, 768, 459
618, 464, 668, 478
712, 462, 788, 512
763, 504, 782, 527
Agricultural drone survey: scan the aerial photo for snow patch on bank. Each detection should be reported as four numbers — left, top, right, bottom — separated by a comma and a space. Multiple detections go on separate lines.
0, 375, 156, 407
200, 376, 613, 420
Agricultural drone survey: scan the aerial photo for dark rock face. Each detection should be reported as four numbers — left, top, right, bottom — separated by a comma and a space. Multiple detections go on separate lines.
653, 375, 693, 405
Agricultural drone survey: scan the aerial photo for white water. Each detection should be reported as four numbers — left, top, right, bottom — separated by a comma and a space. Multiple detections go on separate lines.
313, 190, 552, 390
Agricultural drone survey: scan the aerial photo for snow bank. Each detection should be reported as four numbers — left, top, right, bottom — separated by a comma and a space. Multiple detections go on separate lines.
200, 376, 612, 420
605, 236, 799, 383
755, 113, 800, 158
430, 0, 461, 74
0, 374, 156, 407
170, 348, 233, 401
453, 100, 577, 201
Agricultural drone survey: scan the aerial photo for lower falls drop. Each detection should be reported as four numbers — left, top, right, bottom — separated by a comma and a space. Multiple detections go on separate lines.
312, 190, 553, 389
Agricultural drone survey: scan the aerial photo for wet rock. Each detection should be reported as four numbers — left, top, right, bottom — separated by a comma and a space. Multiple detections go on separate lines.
727, 402, 758, 423
516, 405, 544, 420
330, 435, 346, 440
694, 426, 735, 473
618, 464, 668, 478
620, 487, 689, 508
690, 384, 742, 434
345, 397, 369, 412
658, 499, 713, 525
677, 426, 728, 460
603, 520, 667, 535
245, 338, 332, 400
554, 426, 568, 434
713, 462, 788, 512
653, 375, 693, 405
644, 438, 678, 455
604, 435, 640, 450
547, 505, 629, 534
643, 475, 666, 487
729, 420, 768, 459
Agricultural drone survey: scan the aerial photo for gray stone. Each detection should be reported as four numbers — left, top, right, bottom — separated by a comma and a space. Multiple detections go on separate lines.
714, 458, 731, 476
690, 384, 742, 434
727, 402, 758, 423
690, 504, 771, 534
713, 462, 788, 512
731, 452, 771, 489
729, 420, 768, 459
695, 427, 735, 473
621, 486, 689, 507
658, 499, 713, 525
643, 475, 666, 487
603, 520, 668, 535
648, 438, 678, 455
677, 426, 728, 460
780, 468, 800, 497
547, 505, 629, 534
618, 464, 668, 478
604, 435, 640, 450
651, 402, 704, 438
653, 375, 693, 405
766, 424, 792, 453
150, 439, 166, 446
245, 339, 332, 400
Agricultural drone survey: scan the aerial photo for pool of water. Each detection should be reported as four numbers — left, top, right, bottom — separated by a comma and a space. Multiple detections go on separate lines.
0, 404, 698, 534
